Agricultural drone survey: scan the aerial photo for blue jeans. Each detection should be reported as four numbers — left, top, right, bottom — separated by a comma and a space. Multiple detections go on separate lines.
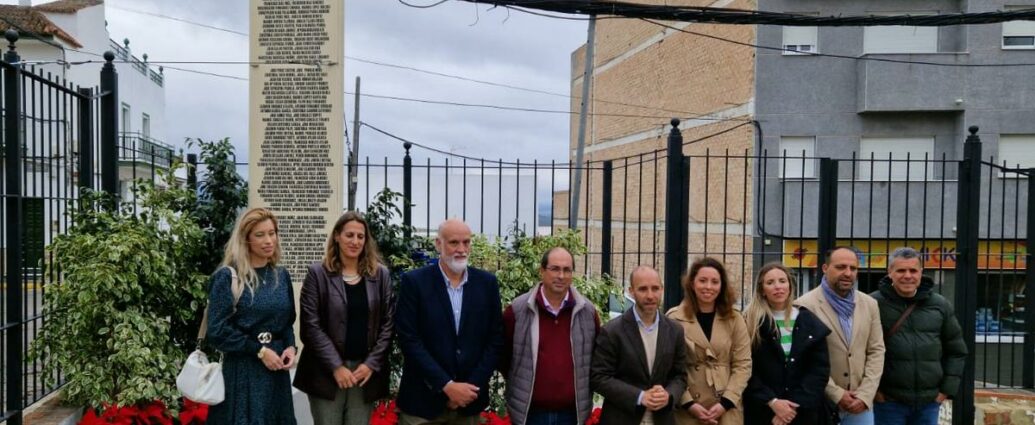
873, 401, 940, 425
839, 408, 875, 425
525, 408, 577, 425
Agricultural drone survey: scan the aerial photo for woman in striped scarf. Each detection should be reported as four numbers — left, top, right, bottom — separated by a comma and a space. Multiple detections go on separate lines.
743, 263, 832, 425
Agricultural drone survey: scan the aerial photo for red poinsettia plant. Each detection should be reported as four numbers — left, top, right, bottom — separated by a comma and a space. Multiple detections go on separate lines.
370, 399, 399, 425
79, 399, 208, 425
178, 399, 209, 424
480, 410, 511, 425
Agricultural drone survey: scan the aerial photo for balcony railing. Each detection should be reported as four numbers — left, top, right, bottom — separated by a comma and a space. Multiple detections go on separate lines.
118, 132, 174, 168
109, 40, 164, 87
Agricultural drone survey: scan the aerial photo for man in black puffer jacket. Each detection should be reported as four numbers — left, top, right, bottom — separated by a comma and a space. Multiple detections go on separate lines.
870, 247, 967, 425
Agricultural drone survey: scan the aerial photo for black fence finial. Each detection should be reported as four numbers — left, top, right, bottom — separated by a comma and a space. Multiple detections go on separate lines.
5, 29, 17, 49
404, 142, 412, 155
671, 117, 680, 128
4, 29, 18, 63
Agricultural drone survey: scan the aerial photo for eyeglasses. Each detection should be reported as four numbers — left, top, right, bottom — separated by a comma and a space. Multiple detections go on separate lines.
545, 266, 575, 276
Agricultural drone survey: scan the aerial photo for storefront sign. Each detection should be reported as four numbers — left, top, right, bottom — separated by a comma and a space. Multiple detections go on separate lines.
781, 239, 1027, 270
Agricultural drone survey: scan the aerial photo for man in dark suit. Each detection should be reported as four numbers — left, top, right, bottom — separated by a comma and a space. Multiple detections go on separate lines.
591, 266, 687, 425
395, 218, 503, 425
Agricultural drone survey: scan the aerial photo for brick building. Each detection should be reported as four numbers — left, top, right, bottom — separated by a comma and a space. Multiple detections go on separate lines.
560, 0, 757, 301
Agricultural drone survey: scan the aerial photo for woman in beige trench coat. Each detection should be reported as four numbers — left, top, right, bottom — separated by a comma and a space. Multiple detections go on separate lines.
666, 257, 752, 425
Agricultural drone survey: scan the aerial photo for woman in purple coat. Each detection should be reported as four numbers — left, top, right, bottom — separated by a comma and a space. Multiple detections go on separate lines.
293, 212, 395, 425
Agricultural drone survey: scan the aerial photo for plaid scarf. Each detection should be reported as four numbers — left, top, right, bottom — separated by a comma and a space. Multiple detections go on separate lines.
821, 276, 855, 345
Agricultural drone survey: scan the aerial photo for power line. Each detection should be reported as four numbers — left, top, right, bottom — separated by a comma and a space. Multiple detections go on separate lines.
100, 3, 1035, 105
347, 56, 726, 117
361, 121, 566, 166
397, 0, 452, 8
24, 50, 743, 121
586, 120, 754, 164
161, 64, 247, 80
501, 5, 597, 21
684, 120, 752, 146
349, 56, 566, 97
457, 0, 1035, 27
348, 91, 750, 122
92, 58, 739, 121
102, 4, 726, 117
108, 4, 249, 36
370, 118, 753, 167
645, 19, 1035, 68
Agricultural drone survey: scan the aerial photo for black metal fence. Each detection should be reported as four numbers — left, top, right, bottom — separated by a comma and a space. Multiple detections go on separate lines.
354, 121, 1033, 425
0, 32, 169, 424
0, 37, 1027, 425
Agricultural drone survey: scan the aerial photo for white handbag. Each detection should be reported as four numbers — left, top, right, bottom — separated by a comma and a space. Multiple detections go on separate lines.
176, 349, 225, 405
177, 267, 244, 405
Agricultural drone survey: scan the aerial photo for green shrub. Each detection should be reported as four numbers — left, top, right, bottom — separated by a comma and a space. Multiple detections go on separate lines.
29, 171, 207, 409
187, 137, 248, 276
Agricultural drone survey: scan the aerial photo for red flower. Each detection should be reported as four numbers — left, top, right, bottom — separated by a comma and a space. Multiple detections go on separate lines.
586, 407, 602, 425
138, 400, 172, 425
77, 400, 175, 425
180, 398, 209, 424
369, 399, 399, 425
79, 407, 104, 425
78, 403, 132, 425
479, 411, 510, 425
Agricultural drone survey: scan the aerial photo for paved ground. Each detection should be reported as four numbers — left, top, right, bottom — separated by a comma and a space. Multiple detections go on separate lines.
18, 390, 78, 425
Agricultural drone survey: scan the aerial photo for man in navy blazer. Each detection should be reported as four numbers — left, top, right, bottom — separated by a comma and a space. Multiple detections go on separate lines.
395, 218, 504, 425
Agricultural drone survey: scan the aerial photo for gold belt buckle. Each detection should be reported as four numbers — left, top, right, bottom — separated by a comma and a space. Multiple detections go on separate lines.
257, 332, 272, 344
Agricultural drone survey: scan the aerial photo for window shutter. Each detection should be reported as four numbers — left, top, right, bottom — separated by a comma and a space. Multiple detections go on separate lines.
998, 135, 1035, 169
859, 137, 934, 180
779, 137, 816, 178
783, 26, 818, 53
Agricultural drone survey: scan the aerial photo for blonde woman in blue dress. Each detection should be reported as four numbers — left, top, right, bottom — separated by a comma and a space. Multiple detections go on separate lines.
206, 208, 298, 424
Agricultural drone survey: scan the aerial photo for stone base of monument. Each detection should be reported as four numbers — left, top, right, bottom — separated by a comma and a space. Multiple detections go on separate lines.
290, 367, 314, 425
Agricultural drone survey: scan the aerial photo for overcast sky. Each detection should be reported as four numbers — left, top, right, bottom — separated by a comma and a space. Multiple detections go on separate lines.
100, 0, 587, 166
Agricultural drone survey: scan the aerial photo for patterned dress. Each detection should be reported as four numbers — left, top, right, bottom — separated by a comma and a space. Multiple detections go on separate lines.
206, 265, 297, 425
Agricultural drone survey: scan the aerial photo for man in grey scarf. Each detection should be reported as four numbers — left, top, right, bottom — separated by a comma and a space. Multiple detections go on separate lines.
796, 247, 886, 425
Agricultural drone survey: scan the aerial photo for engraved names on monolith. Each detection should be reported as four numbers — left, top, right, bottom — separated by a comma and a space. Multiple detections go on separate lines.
249, 0, 343, 281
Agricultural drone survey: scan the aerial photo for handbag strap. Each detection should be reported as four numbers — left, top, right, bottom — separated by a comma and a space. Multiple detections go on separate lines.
196, 267, 244, 347
888, 302, 918, 338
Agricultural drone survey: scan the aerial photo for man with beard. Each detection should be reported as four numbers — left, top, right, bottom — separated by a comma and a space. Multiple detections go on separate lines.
796, 247, 885, 425
591, 266, 687, 425
395, 219, 504, 425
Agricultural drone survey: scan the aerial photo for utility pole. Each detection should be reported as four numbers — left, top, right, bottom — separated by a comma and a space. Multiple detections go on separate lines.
569, 13, 596, 229
348, 76, 361, 210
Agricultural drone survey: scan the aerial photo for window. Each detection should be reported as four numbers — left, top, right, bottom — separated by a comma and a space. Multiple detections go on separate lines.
977, 272, 1026, 334
23, 198, 44, 271
863, 13, 938, 54
1003, 6, 1035, 48
997, 134, 1035, 169
121, 103, 131, 134
783, 26, 818, 54
779, 136, 816, 178
142, 113, 151, 139
858, 136, 935, 180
